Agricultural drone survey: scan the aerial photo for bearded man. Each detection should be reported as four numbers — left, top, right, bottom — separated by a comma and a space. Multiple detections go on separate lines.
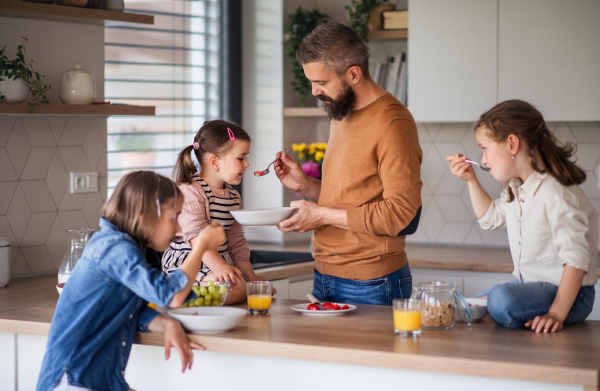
274, 22, 423, 305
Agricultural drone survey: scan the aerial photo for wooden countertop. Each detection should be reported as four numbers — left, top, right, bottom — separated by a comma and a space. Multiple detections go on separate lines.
1, 275, 600, 389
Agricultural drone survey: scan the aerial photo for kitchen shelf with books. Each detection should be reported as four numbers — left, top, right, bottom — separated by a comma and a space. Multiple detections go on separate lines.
0, 103, 155, 116
0, 0, 153, 26
367, 29, 408, 40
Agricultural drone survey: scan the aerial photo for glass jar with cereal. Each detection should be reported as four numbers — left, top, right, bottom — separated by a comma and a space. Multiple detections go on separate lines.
411, 281, 472, 330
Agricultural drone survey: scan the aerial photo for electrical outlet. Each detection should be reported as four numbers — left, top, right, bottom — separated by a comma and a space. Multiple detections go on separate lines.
70, 172, 98, 194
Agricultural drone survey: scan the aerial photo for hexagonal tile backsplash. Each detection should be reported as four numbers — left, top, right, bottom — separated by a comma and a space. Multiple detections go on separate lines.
0, 118, 108, 277
406, 121, 600, 250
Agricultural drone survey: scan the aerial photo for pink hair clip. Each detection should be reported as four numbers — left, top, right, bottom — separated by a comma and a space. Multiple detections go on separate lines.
192, 142, 200, 150
227, 128, 235, 141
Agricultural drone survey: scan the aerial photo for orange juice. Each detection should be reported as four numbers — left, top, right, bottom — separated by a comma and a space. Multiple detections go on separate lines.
247, 294, 272, 310
393, 309, 421, 331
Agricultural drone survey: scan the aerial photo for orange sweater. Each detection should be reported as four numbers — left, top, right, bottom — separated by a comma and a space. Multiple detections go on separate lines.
313, 93, 422, 280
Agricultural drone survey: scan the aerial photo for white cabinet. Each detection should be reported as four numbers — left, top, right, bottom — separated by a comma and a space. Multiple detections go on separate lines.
289, 274, 314, 300
408, 0, 498, 122
498, 0, 600, 121
272, 278, 290, 299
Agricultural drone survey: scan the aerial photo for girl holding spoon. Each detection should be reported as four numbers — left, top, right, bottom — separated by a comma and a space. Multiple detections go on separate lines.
163, 120, 273, 305
447, 100, 597, 333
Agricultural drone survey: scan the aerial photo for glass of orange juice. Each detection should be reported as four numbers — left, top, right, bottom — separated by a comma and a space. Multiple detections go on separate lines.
246, 281, 273, 315
393, 298, 422, 337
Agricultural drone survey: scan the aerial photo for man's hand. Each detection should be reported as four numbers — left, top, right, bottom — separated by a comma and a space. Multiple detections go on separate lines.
524, 313, 564, 333
273, 151, 307, 193
277, 200, 324, 233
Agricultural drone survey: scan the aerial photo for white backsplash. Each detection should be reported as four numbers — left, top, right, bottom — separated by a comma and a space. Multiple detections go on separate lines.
406, 121, 600, 251
0, 118, 108, 277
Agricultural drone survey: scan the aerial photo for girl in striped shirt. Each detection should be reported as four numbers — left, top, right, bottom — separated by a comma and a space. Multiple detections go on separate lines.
162, 120, 271, 304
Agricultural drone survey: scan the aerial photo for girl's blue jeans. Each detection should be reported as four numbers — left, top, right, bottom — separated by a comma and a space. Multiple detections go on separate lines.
477, 280, 595, 328
311, 264, 413, 306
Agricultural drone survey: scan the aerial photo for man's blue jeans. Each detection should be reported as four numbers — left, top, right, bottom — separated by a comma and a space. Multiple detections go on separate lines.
311, 264, 413, 306
481, 280, 595, 328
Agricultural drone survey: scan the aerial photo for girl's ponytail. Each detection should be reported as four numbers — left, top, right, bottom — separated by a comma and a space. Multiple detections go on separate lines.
173, 145, 197, 185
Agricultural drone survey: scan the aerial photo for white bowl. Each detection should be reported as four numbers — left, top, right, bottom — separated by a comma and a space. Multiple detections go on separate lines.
168, 307, 246, 334
460, 298, 488, 322
230, 207, 296, 226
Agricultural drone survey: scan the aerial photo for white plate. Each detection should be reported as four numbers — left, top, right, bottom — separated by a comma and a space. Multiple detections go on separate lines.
291, 303, 357, 316
168, 307, 246, 334
230, 207, 296, 226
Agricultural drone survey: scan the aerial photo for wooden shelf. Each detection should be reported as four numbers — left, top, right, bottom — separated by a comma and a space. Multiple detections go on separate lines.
0, 103, 155, 116
284, 107, 327, 117
0, 0, 153, 26
367, 29, 408, 40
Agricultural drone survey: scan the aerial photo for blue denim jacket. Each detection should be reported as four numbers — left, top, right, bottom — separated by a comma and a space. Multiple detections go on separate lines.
37, 218, 191, 391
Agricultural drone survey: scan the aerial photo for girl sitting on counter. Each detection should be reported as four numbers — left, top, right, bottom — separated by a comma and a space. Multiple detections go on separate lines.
162, 120, 274, 305
447, 100, 597, 333
37, 172, 225, 391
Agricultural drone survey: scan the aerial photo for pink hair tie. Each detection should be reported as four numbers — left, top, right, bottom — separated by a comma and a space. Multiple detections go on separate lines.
192, 142, 200, 150
227, 128, 235, 141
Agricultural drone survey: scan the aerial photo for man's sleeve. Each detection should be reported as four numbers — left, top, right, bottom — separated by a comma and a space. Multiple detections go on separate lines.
347, 118, 422, 237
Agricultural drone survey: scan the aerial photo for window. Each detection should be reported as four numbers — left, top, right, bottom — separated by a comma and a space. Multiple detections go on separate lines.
105, 0, 221, 195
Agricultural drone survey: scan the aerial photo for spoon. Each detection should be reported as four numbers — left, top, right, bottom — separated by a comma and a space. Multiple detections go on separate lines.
307, 293, 321, 305
464, 159, 490, 172
254, 150, 290, 177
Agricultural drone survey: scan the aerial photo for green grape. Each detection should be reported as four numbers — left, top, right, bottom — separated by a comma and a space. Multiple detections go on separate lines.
192, 286, 201, 295
218, 285, 228, 295
204, 294, 212, 302
211, 300, 220, 306
181, 301, 189, 308
212, 292, 221, 300
207, 280, 214, 286
208, 286, 216, 294
199, 287, 208, 296
204, 298, 212, 306
218, 296, 224, 303
194, 297, 204, 306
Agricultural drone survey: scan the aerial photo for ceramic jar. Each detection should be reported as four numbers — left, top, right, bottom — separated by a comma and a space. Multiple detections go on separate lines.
104, 0, 124, 12
59, 64, 96, 104
0, 77, 30, 103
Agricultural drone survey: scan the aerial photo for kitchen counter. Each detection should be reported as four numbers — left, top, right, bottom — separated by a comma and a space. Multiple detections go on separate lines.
249, 242, 600, 277
1, 274, 600, 390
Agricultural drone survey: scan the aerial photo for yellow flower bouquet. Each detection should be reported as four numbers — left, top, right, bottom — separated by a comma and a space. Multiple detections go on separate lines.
292, 143, 327, 179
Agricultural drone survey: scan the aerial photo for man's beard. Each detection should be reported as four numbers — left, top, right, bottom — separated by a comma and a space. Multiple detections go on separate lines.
317, 81, 356, 121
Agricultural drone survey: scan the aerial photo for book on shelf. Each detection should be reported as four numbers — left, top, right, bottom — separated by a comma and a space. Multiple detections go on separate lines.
395, 52, 408, 106
382, 10, 408, 30
370, 52, 407, 105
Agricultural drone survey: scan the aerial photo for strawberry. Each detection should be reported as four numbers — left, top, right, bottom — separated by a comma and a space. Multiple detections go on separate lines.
333, 304, 341, 310
322, 302, 334, 310
307, 304, 320, 311
341, 304, 349, 310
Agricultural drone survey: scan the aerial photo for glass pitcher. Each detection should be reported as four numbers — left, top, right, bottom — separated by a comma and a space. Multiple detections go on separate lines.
411, 281, 472, 330
58, 228, 94, 284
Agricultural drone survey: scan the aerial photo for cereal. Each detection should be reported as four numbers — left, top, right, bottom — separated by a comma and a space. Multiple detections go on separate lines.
421, 300, 454, 328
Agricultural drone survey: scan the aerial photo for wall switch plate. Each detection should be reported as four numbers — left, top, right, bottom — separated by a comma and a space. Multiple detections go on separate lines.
70, 172, 98, 194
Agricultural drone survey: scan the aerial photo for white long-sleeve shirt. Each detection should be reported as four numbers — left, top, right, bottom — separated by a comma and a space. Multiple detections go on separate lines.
478, 171, 598, 286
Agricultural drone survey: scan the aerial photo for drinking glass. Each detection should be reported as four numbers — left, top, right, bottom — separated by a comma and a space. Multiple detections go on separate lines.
393, 298, 422, 337
246, 281, 273, 315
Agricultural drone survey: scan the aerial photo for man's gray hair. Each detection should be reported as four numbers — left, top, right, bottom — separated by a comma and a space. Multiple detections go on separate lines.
296, 22, 370, 78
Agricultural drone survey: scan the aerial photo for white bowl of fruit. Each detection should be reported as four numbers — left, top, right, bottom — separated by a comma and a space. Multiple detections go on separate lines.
183, 280, 230, 307
168, 306, 246, 334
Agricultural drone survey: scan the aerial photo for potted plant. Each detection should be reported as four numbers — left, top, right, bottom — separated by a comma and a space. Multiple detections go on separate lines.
292, 142, 327, 180
0, 37, 51, 106
286, 7, 328, 106
345, 0, 392, 41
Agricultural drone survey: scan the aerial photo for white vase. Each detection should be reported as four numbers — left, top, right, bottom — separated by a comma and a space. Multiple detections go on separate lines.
59, 64, 96, 105
0, 77, 30, 103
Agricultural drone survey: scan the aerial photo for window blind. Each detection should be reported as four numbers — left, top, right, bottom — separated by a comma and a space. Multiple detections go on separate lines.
105, 0, 221, 195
